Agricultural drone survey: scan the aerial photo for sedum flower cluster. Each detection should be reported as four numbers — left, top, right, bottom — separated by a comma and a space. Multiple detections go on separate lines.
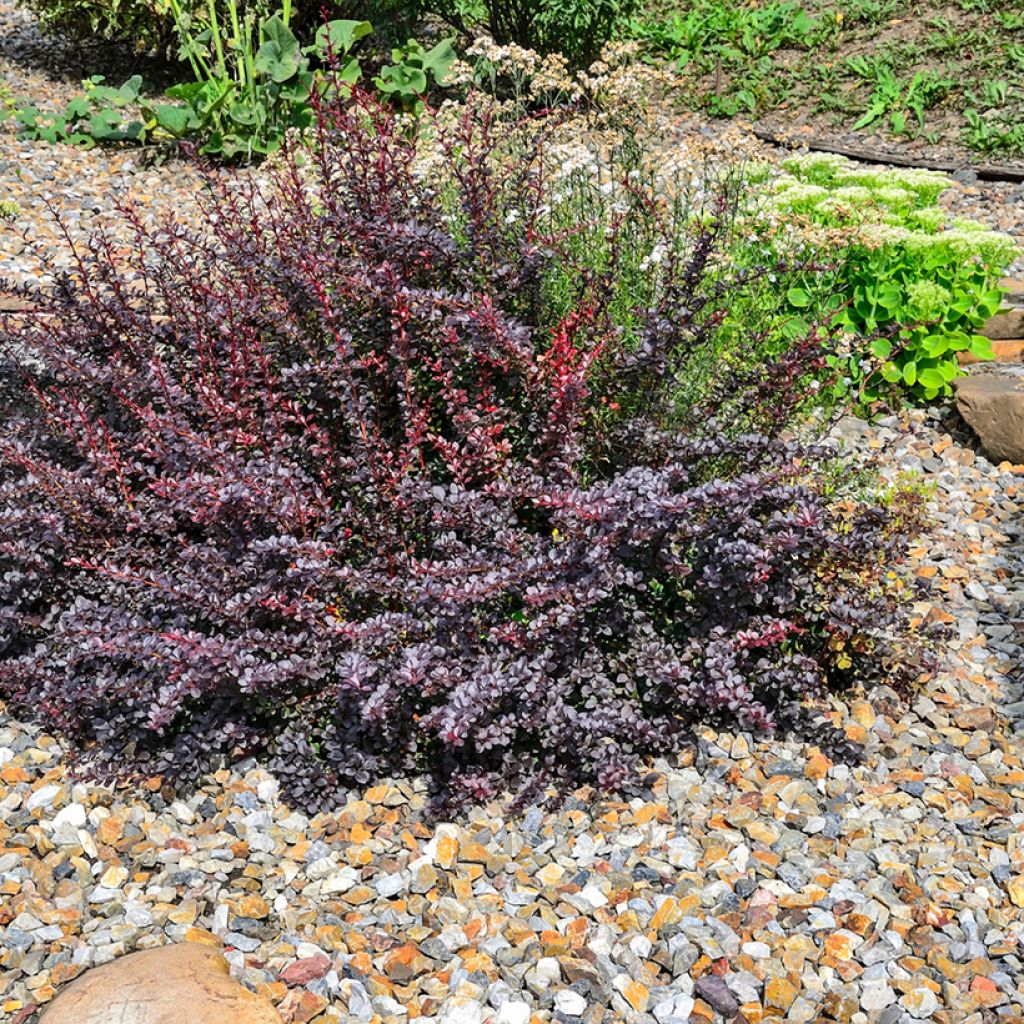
752, 152, 1017, 404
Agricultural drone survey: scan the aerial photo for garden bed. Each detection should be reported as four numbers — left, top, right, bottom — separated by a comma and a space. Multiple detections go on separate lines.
2, 0, 1024, 1021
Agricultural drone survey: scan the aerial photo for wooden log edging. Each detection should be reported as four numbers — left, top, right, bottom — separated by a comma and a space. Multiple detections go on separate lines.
752, 128, 1024, 184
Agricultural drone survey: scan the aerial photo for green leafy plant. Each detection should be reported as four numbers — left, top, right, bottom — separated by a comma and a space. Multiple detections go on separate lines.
763, 154, 1017, 404
15, 0, 369, 49
962, 106, 1024, 154
136, 0, 368, 159
834, 0, 901, 27
12, 75, 146, 147
847, 58, 951, 136
996, 10, 1024, 30
634, 0, 817, 70
373, 38, 456, 113
9, 0, 451, 162
16, 0, 175, 47
630, 0, 819, 116
10, 3, 369, 159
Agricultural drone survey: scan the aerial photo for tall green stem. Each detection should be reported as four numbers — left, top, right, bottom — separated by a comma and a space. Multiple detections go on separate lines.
207, 0, 228, 79
227, 0, 246, 91
168, 0, 210, 81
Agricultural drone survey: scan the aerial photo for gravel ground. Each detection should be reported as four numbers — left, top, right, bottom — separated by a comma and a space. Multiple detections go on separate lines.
1, 409, 1023, 1024
0, 0, 234, 292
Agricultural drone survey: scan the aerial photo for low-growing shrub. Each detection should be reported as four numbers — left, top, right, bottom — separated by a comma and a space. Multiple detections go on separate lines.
0, 95, 924, 812
760, 153, 1017, 404
17, 0, 176, 48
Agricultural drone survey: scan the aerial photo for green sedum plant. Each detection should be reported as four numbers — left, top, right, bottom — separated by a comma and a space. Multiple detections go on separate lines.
763, 153, 1016, 405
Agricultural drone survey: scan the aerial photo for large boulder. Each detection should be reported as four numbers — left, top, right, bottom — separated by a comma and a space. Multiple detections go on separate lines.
40, 944, 283, 1024
955, 371, 1024, 465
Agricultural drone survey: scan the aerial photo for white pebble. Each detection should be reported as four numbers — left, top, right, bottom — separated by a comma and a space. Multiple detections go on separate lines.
554, 990, 587, 1016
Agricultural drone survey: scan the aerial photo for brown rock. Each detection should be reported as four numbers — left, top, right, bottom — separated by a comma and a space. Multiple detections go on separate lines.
280, 956, 331, 987
764, 976, 798, 1012
236, 894, 270, 920
278, 990, 328, 1024
0, 292, 37, 313
40, 944, 283, 1024
982, 308, 1024, 341
959, 706, 999, 733
959, 340, 1024, 366
955, 373, 1024, 465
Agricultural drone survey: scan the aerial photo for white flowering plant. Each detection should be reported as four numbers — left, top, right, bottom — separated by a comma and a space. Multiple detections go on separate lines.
761, 153, 1016, 405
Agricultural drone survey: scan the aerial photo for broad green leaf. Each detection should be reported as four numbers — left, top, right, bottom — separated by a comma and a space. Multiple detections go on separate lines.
116, 75, 144, 103
278, 70, 314, 104
869, 338, 892, 359
166, 81, 207, 102
254, 16, 303, 83
151, 104, 194, 136
420, 39, 457, 86
781, 316, 809, 340
88, 108, 125, 139
902, 361, 917, 386
313, 18, 372, 57
786, 286, 811, 308
876, 287, 901, 310
969, 335, 994, 359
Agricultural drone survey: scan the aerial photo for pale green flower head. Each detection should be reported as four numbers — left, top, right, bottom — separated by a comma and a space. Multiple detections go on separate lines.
887, 167, 949, 205
830, 185, 873, 207
829, 166, 946, 207
781, 152, 849, 185
906, 207, 947, 232
901, 227, 1017, 268
950, 217, 989, 233
905, 279, 951, 321
854, 222, 913, 248
943, 228, 1018, 266
744, 160, 775, 185
772, 180, 830, 215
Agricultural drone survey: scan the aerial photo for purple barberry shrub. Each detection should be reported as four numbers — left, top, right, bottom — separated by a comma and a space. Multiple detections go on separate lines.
0, 94, 923, 812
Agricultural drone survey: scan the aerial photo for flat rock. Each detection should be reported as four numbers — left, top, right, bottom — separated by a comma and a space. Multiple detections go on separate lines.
40, 944, 283, 1024
955, 372, 1024, 464
982, 308, 1024, 340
